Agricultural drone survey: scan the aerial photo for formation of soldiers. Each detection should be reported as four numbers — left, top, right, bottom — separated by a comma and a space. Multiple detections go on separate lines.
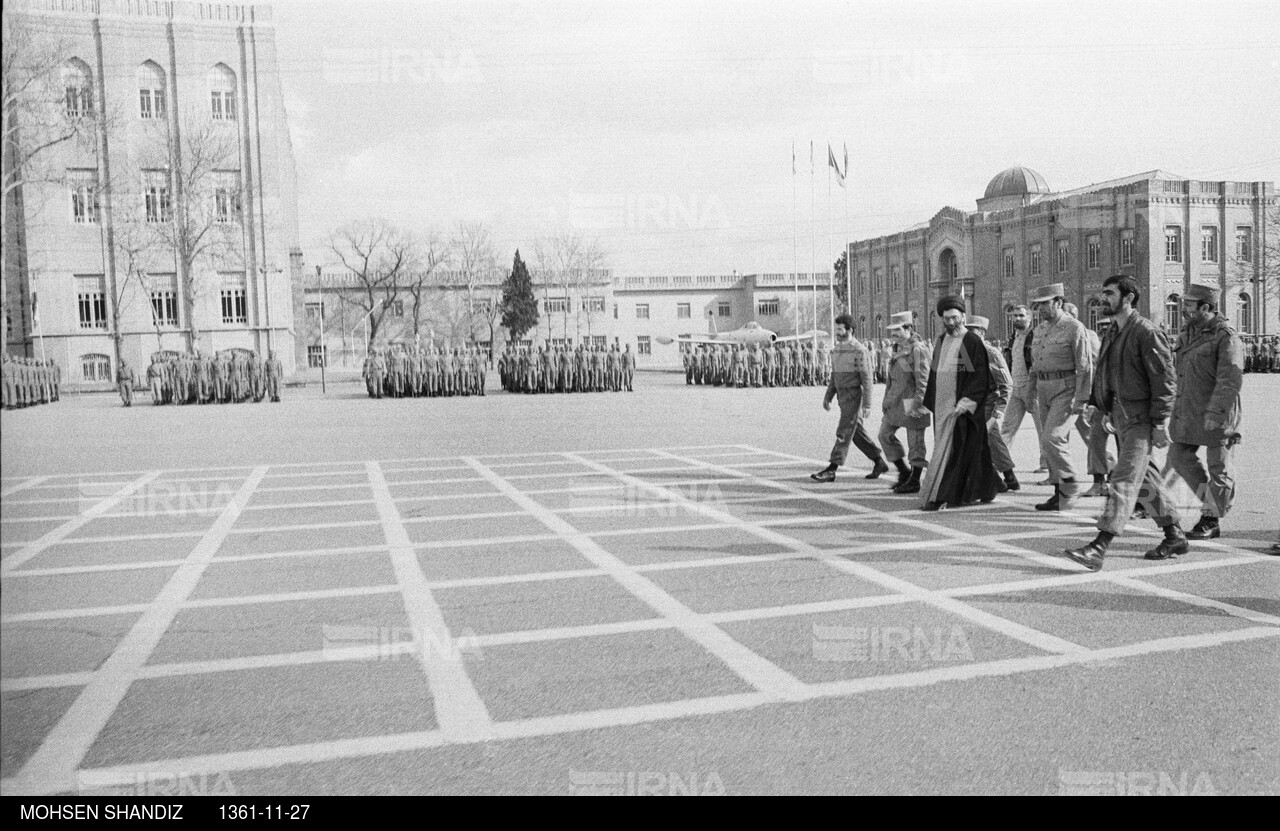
683, 341, 830, 387
1, 356, 61, 409
499, 343, 635, 393
1243, 335, 1279, 373
118, 350, 283, 407
362, 346, 488, 398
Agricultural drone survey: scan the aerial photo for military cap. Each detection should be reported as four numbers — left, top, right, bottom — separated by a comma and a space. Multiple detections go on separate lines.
1029, 283, 1066, 303
1184, 283, 1220, 305
965, 315, 991, 330
885, 311, 914, 331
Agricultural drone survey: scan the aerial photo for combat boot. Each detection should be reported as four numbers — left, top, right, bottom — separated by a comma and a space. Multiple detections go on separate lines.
894, 467, 922, 494
1064, 532, 1111, 571
1186, 515, 1220, 540
890, 459, 910, 490
1144, 525, 1190, 560
1002, 470, 1020, 492
1082, 474, 1108, 498
1035, 485, 1062, 511
864, 458, 890, 480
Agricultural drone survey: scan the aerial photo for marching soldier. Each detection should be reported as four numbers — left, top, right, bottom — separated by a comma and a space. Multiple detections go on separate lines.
1064, 303, 1115, 497
879, 312, 931, 493
966, 316, 1019, 493
1168, 284, 1244, 540
147, 355, 165, 405
265, 350, 284, 402
812, 314, 889, 482
622, 343, 635, 391
1029, 283, 1094, 511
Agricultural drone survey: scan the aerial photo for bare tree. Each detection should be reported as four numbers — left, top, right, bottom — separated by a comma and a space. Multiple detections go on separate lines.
328, 218, 417, 347
402, 229, 447, 340
532, 231, 607, 344
446, 220, 498, 345
2, 11, 98, 350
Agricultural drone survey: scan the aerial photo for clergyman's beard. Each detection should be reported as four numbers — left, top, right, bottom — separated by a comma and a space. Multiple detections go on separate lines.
944, 321, 964, 336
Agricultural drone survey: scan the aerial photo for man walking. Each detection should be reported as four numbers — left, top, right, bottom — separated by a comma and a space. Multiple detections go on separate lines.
967, 316, 1019, 493
1167, 284, 1244, 540
999, 304, 1043, 481
811, 314, 888, 482
1063, 275, 1186, 571
878, 311, 931, 493
1029, 283, 1093, 511
117, 358, 135, 407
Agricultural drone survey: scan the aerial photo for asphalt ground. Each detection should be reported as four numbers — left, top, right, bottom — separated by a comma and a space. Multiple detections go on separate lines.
1, 371, 1277, 795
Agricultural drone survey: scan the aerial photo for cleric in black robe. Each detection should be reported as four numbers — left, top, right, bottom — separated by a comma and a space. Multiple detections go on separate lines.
919, 295, 1001, 510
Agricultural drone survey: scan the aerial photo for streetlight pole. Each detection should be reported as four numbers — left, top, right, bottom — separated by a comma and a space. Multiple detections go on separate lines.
314, 265, 325, 394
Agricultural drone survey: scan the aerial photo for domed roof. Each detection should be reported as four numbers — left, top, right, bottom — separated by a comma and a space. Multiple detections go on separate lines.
984, 167, 1051, 199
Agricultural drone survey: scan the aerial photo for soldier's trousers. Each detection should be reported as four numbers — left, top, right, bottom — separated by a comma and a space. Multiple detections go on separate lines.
267, 377, 280, 401
987, 412, 1014, 473
1000, 383, 1044, 467
878, 421, 928, 468
1168, 442, 1234, 518
829, 390, 880, 466
151, 380, 163, 404
119, 381, 132, 406
1098, 422, 1181, 536
624, 370, 633, 391
1035, 376, 1080, 490
1078, 408, 1115, 477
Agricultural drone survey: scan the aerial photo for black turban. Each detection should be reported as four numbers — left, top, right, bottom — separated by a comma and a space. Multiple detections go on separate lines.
936, 295, 966, 316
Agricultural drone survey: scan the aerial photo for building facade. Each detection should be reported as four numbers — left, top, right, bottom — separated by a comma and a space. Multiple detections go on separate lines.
296, 268, 832, 372
847, 168, 1276, 341
3, 0, 301, 388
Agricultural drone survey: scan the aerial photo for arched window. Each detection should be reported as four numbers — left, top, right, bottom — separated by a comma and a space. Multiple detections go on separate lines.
62, 59, 93, 118
1086, 297, 1104, 331
1238, 292, 1252, 334
1003, 303, 1017, 341
209, 64, 237, 121
137, 61, 166, 120
858, 315, 866, 338
1165, 293, 1181, 331
80, 353, 111, 382
939, 248, 958, 286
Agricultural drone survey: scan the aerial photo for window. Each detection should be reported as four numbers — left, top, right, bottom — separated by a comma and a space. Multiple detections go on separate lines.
637, 336, 651, 355
69, 169, 100, 224
716, 301, 730, 317
209, 64, 237, 121
214, 171, 241, 223
613, 303, 618, 319
1120, 230, 1135, 266
907, 262, 919, 290
1235, 227, 1253, 261
873, 267, 883, 293
76, 275, 107, 329
1003, 304, 1018, 341
1086, 297, 1104, 331
389, 300, 404, 317
142, 169, 171, 222
757, 299, 779, 316
673, 276, 692, 286
307, 345, 327, 368
890, 265, 901, 291
589, 335, 607, 348
544, 297, 568, 313
148, 273, 178, 327
220, 272, 247, 324
858, 270, 867, 292
1030, 243, 1043, 277
1003, 248, 1015, 281
582, 297, 605, 313
1165, 226, 1182, 262
137, 61, 166, 120
1201, 227, 1218, 263
1164, 294, 1180, 330
676, 302, 691, 319
1056, 239, 1069, 273
635, 303, 650, 319
80, 353, 111, 382
1086, 234, 1101, 270
305, 301, 325, 320
1237, 292, 1252, 333
62, 59, 93, 118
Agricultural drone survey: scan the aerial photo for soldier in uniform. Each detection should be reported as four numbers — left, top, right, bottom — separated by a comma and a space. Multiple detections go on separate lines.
812, 314, 888, 482
1064, 303, 1115, 497
1, 355, 14, 409
966, 316, 1019, 492
147, 356, 165, 405
878, 312, 931, 493
622, 343, 635, 391
1167, 284, 1244, 540
683, 347, 695, 385
1063, 275, 1186, 571
371, 349, 388, 398
1029, 283, 1094, 511
116, 358, 134, 407
50, 359, 61, 401
264, 350, 283, 402
747, 343, 762, 387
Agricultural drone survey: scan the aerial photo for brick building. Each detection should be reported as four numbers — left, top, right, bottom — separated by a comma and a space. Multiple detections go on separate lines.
847, 167, 1276, 340
3, 0, 301, 388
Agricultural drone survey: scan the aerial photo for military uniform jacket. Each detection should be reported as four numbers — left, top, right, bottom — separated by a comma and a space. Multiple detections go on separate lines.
1088, 313, 1176, 430
881, 337, 931, 429
1170, 315, 1243, 446
824, 339, 873, 408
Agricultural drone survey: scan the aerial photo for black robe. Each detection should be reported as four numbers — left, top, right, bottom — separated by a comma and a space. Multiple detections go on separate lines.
922, 330, 1000, 506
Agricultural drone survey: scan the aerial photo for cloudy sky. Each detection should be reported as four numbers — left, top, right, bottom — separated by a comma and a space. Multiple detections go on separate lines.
273, 0, 1280, 276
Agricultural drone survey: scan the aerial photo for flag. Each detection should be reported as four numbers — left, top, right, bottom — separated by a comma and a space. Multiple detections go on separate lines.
828, 144, 845, 187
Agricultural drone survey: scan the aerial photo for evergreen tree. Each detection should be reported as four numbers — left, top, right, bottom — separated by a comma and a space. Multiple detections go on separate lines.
833, 251, 849, 312
500, 249, 539, 344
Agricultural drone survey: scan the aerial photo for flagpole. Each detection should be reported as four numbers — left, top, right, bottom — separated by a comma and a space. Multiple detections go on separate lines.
810, 141, 816, 344
844, 143, 851, 321
792, 142, 799, 339
827, 146, 834, 344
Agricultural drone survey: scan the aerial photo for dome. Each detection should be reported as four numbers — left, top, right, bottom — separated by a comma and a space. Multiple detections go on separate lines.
984, 167, 1051, 200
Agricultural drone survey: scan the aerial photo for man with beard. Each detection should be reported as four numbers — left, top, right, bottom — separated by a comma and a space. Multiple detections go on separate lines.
999, 305, 1042, 484
811, 314, 887, 482
1167, 284, 1243, 540
919, 296, 999, 511
1063, 275, 1185, 571
966, 315, 1019, 493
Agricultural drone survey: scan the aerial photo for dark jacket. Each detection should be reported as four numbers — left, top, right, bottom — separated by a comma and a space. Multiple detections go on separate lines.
1089, 312, 1176, 429
1170, 314, 1243, 446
